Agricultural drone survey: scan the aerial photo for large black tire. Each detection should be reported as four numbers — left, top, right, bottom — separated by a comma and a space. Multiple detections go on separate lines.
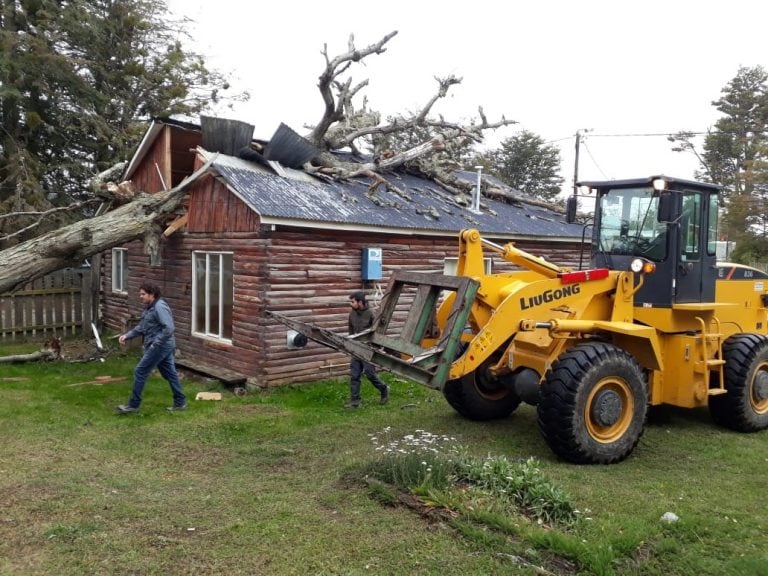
537, 342, 648, 464
442, 357, 522, 421
709, 334, 768, 432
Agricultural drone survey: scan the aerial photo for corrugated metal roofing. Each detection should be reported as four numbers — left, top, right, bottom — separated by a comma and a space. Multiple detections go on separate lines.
207, 153, 584, 240
263, 123, 318, 168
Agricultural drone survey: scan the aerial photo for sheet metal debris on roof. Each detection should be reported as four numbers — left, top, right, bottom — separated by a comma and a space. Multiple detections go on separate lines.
206, 152, 584, 240
263, 123, 318, 169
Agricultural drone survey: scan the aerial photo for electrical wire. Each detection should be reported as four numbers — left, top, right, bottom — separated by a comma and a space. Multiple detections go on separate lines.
580, 140, 610, 180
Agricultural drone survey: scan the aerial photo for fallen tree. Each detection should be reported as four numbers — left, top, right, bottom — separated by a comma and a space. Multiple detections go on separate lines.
0, 158, 214, 294
303, 31, 517, 201
1, 31, 528, 292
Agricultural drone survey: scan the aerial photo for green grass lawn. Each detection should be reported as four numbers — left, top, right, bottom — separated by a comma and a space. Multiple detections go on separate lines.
0, 342, 766, 575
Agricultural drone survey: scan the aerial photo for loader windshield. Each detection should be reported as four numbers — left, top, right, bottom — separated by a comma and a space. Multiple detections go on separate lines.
597, 187, 667, 261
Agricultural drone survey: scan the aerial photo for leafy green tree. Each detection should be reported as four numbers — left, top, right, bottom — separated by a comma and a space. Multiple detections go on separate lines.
705, 66, 768, 244
731, 234, 768, 266
0, 0, 242, 242
671, 66, 768, 249
478, 130, 564, 202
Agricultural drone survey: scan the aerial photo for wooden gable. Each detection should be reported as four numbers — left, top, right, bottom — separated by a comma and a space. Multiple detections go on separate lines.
187, 169, 260, 233
128, 124, 201, 193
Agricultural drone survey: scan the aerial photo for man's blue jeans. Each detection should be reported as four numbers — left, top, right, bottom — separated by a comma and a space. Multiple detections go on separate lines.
128, 344, 186, 408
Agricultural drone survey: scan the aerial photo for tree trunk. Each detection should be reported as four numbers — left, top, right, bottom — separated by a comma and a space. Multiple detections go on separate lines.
0, 157, 214, 294
0, 349, 56, 363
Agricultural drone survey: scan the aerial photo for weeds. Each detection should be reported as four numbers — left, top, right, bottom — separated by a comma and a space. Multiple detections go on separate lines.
364, 428, 577, 527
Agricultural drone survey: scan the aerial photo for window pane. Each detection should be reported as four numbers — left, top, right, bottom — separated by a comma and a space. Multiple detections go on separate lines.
112, 249, 127, 292
708, 194, 718, 256
120, 250, 128, 291
223, 254, 234, 339
209, 255, 221, 336
194, 254, 206, 333
682, 194, 701, 259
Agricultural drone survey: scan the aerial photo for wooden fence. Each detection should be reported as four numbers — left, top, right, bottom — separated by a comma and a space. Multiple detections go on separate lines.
0, 267, 97, 341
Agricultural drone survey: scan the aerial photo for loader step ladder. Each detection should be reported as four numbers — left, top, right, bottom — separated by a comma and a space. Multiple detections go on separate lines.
268, 270, 479, 390
693, 316, 727, 396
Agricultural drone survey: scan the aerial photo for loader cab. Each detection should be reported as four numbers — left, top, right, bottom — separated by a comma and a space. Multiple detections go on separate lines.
572, 176, 722, 308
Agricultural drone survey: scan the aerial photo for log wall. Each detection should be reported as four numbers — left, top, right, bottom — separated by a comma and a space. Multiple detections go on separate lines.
101, 225, 586, 387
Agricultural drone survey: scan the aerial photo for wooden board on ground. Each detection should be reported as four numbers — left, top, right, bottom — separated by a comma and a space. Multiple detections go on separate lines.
175, 357, 247, 386
65, 376, 127, 387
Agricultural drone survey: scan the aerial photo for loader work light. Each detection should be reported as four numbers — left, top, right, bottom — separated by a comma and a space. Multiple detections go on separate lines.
630, 258, 656, 274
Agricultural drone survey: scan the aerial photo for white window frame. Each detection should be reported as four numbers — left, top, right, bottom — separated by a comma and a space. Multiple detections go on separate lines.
191, 251, 234, 342
111, 248, 128, 293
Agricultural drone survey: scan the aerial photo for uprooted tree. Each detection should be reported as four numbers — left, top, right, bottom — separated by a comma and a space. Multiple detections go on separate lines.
0, 30, 522, 293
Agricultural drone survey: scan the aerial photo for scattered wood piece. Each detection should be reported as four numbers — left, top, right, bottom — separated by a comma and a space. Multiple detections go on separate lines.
195, 392, 222, 401
0, 377, 30, 381
65, 376, 127, 387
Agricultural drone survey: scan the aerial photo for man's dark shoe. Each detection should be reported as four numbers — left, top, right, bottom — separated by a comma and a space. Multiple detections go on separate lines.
344, 400, 361, 409
380, 386, 390, 405
166, 404, 188, 412
116, 404, 139, 414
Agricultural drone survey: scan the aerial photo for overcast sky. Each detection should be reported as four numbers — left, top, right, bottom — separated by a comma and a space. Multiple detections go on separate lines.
165, 0, 766, 195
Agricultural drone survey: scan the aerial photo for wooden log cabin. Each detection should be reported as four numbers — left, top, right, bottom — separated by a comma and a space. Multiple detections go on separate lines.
100, 117, 586, 387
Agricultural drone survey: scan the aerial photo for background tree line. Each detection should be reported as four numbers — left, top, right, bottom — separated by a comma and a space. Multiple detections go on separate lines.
0, 0, 241, 244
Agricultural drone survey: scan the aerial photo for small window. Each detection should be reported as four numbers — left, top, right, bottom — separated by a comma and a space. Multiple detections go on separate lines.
707, 193, 719, 256
444, 257, 493, 275
112, 248, 128, 293
192, 252, 234, 341
681, 193, 701, 260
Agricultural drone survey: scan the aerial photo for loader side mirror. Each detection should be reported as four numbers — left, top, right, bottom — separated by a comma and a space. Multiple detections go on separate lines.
657, 192, 674, 222
565, 196, 577, 223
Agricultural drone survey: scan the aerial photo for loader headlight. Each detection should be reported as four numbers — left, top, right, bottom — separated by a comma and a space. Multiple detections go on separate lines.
630, 258, 656, 274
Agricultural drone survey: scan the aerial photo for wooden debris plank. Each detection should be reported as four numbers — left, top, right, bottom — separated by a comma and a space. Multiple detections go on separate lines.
175, 357, 247, 386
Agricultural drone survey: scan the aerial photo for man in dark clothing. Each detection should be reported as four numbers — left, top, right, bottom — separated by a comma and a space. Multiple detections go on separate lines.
346, 291, 389, 408
115, 282, 187, 414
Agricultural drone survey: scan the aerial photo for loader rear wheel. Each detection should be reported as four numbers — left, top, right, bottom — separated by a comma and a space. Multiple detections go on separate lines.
443, 357, 521, 421
537, 342, 648, 464
709, 334, 768, 432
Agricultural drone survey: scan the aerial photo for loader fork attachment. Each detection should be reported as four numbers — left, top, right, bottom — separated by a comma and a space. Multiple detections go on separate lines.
269, 271, 479, 389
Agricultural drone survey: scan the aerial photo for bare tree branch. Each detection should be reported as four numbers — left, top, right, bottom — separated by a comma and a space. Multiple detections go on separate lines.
308, 31, 399, 147
0, 200, 102, 242
304, 33, 516, 187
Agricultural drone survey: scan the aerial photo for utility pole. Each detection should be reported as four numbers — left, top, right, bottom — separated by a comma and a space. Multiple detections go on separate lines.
573, 128, 590, 194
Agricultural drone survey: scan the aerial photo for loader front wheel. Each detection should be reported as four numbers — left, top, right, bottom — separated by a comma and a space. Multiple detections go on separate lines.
538, 343, 648, 464
443, 357, 521, 421
709, 334, 768, 432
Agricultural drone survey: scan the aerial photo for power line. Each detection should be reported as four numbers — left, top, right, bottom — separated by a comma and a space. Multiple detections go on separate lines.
584, 129, 768, 138
581, 140, 609, 180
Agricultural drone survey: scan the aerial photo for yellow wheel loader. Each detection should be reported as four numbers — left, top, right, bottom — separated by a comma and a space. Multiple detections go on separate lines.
271, 176, 768, 464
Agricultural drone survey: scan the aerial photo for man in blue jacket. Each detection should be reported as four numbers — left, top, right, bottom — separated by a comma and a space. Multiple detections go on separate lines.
116, 282, 187, 414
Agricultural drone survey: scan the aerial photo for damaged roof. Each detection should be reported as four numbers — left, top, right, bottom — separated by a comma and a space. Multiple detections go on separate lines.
125, 117, 583, 242
206, 152, 584, 241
